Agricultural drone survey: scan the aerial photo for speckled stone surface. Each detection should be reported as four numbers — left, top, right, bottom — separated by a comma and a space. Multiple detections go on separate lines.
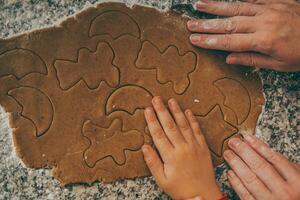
0, 0, 299, 199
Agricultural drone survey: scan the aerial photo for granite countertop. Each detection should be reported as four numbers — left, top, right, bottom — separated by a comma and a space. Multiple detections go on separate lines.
0, 0, 299, 199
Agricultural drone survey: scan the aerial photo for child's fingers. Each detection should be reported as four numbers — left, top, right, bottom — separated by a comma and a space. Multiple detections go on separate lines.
168, 98, 196, 144
184, 109, 207, 147
142, 145, 166, 186
243, 134, 300, 183
185, 196, 203, 200
152, 96, 186, 146
144, 107, 173, 161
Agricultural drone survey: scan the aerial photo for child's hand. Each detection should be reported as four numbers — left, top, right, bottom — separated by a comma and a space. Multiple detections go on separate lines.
225, 135, 300, 200
142, 96, 223, 200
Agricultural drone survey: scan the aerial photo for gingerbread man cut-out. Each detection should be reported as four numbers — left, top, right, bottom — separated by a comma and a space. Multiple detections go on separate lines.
54, 42, 119, 90
83, 119, 144, 167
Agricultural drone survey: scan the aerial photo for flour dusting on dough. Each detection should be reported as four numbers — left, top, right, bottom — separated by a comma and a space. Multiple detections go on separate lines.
205, 38, 217, 46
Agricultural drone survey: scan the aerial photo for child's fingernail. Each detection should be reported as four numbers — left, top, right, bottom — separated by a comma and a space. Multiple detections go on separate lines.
168, 98, 175, 105
192, 196, 203, 200
185, 109, 192, 116
228, 138, 241, 148
142, 145, 149, 154
144, 107, 152, 114
152, 96, 161, 104
244, 134, 255, 144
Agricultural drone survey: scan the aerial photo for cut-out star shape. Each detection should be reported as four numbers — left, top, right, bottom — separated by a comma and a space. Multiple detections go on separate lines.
195, 105, 238, 157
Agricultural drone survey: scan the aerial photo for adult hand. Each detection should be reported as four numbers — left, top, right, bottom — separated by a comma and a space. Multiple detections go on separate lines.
224, 135, 300, 200
187, 0, 300, 72
142, 96, 223, 200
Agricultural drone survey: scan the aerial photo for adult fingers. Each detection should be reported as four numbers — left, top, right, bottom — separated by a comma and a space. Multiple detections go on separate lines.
228, 170, 255, 200
269, 2, 300, 15
144, 107, 173, 161
168, 98, 196, 144
293, 163, 300, 172
243, 134, 300, 183
187, 16, 256, 34
228, 137, 286, 193
190, 34, 257, 52
226, 52, 288, 71
195, 0, 262, 16
184, 109, 207, 147
224, 150, 272, 199
151, 96, 185, 146
240, 0, 295, 5
142, 145, 166, 186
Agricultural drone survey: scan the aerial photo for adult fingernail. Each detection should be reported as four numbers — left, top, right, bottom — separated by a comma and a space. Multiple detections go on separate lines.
226, 55, 237, 64
229, 138, 241, 148
190, 35, 199, 43
224, 150, 235, 160
196, 0, 209, 8
227, 170, 234, 178
244, 134, 255, 144
187, 20, 198, 29
226, 56, 233, 64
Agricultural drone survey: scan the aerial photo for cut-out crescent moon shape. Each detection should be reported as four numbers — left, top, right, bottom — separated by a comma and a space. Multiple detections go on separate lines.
89, 11, 140, 38
105, 85, 153, 115
0, 48, 47, 79
8, 86, 54, 137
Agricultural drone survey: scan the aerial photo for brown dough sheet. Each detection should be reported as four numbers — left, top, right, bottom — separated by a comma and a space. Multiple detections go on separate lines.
0, 2, 264, 185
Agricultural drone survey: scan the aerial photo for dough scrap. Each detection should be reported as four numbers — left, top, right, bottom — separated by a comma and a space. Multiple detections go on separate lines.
0, 2, 265, 185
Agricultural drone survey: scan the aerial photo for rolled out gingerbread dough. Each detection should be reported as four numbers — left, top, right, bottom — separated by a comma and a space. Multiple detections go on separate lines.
0, 2, 264, 185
